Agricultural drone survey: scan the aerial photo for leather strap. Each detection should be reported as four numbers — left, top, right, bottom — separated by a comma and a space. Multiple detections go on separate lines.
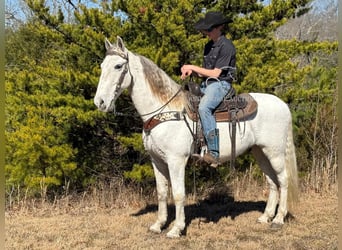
143, 111, 184, 133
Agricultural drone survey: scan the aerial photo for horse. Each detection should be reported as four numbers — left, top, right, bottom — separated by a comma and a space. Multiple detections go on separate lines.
94, 36, 299, 238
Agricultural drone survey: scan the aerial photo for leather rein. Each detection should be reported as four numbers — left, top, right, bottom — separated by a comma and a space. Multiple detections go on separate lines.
109, 50, 185, 132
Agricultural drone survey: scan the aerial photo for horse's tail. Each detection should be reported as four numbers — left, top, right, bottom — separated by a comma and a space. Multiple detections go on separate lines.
285, 118, 299, 209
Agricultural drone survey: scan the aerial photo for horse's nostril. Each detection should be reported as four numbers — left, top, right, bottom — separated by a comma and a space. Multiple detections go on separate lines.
95, 98, 106, 110
100, 101, 106, 109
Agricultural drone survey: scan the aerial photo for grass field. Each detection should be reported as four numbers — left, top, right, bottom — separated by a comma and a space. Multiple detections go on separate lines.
5, 180, 337, 250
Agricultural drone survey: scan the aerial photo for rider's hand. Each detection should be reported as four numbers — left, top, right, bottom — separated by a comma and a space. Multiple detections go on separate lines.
181, 65, 193, 80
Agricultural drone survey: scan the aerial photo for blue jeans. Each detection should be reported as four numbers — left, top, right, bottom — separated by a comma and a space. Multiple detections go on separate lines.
199, 80, 231, 137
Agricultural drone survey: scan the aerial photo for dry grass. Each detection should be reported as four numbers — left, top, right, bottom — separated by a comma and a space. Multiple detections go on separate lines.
5, 168, 338, 250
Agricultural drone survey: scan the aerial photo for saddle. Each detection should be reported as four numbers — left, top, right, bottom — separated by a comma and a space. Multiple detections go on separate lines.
183, 82, 258, 168
183, 82, 258, 123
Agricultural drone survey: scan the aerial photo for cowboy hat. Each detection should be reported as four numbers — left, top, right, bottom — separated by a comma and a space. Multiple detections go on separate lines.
194, 11, 228, 30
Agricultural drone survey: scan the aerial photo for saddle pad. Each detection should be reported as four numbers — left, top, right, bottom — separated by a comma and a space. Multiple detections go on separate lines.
215, 93, 258, 122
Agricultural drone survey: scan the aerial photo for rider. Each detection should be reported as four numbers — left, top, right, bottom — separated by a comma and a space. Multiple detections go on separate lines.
181, 11, 236, 165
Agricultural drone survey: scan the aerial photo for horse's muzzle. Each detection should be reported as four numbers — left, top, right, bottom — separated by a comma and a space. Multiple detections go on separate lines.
94, 97, 115, 113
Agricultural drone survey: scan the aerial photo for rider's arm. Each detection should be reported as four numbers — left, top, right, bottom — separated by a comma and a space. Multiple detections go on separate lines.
181, 65, 222, 80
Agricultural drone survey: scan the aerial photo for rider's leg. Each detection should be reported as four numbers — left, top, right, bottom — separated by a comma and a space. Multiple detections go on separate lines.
198, 80, 230, 164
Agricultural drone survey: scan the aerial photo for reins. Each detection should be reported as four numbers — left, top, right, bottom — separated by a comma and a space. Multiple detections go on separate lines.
140, 87, 183, 117
112, 50, 183, 118
110, 49, 195, 145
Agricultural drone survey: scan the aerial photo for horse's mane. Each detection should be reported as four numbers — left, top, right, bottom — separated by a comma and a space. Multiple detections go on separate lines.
139, 56, 184, 109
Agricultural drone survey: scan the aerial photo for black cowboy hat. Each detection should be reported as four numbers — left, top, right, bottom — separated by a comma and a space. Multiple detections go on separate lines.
194, 11, 228, 30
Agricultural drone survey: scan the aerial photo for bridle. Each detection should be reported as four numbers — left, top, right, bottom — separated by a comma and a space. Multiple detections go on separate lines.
106, 47, 194, 150
113, 62, 129, 103
107, 48, 182, 118
106, 49, 131, 107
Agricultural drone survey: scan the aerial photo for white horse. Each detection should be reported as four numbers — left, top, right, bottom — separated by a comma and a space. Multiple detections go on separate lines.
94, 37, 299, 238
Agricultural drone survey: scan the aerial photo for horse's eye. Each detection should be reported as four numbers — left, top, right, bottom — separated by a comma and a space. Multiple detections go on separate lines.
114, 64, 123, 70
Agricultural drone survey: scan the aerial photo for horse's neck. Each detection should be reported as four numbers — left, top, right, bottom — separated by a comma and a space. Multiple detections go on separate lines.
128, 53, 183, 121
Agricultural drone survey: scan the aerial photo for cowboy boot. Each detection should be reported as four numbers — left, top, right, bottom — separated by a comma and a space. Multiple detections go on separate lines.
203, 129, 220, 167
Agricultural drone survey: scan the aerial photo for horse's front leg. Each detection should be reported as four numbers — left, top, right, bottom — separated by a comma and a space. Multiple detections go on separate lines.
166, 157, 187, 238
149, 160, 169, 234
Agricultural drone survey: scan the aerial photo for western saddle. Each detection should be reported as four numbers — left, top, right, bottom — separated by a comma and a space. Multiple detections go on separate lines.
183, 82, 258, 168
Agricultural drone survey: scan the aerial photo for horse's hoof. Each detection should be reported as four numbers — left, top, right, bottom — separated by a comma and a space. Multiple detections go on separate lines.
149, 225, 162, 234
270, 222, 283, 230
166, 227, 182, 238
257, 215, 271, 224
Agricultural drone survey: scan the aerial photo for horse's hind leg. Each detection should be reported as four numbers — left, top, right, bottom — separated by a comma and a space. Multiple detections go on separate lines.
269, 166, 288, 229
253, 145, 288, 228
149, 160, 169, 234
252, 146, 281, 224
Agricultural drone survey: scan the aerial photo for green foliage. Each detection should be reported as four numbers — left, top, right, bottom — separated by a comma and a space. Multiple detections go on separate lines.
124, 163, 154, 183
5, 72, 78, 193
5, 18, 106, 196
118, 133, 145, 153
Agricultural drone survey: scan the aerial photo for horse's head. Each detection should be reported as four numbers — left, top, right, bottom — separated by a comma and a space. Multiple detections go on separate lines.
94, 36, 132, 112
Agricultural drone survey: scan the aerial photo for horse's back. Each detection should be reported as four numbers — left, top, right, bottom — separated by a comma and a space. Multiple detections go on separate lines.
248, 93, 292, 147
250, 92, 291, 119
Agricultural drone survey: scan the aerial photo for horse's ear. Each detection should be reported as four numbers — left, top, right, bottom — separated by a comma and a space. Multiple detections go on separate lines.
116, 36, 126, 52
105, 38, 112, 51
